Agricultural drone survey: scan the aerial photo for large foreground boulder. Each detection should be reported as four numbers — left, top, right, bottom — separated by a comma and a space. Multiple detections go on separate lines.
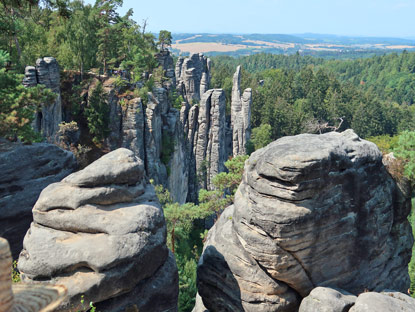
0, 139, 77, 258
18, 148, 178, 311
196, 130, 413, 312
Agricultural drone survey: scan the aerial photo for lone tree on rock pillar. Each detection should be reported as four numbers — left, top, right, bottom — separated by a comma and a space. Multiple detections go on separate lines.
158, 30, 172, 51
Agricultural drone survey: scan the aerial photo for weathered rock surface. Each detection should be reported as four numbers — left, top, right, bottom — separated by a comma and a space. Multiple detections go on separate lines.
194, 89, 227, 191
23, 57, 62, 140
231, 66, 252, 156
156, 50, 176, 87
299, 287, 415, 312
165, 108, 189, 204
196, 130, 413, 311
176, 53, 210, 104
121, 98, 145, 162
55, 51, 249, 204
18, 148, 178, 311
145, 92, 167, 186
0, 139, 76, 259
299, 287, 356, 312
349, 291, 415, 312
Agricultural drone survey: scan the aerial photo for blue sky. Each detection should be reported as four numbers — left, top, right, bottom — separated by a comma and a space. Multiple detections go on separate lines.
85, 0, 415, 38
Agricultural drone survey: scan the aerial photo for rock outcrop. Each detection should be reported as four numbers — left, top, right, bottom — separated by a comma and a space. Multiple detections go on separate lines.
196, 130, 413, 311
121, 98, 145, 162
299, 287, 415, 312
56, 51, 250, 203
0, 139, 77, 259
145, 92, 167, 185
18, 148, 178, 311
299, 287, 356, 312
194, 89, 227, 190
23, 57, 62, 140
231, 66, 252, 156
349, 291, 415, 312
176, 53, 211, 104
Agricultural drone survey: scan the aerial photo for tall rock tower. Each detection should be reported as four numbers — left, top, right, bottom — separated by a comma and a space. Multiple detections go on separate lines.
23, 57, 62, 140
231, 65, 252, 156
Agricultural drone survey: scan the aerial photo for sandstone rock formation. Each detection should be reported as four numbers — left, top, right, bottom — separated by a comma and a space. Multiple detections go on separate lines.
156, 49, 175, 85
18, 148, 179, 311
196, 130, 413, 311
176, 53, 210, 104
299, 287, 415, 312
121, 98, 145, 162
55, 51, 250, 203
0, 139, 77, 259
194, 89, 227, 190
23, 57, 62, 140
96, 51, 187, 203
231, 66, 252, 156
299, 287, 356, 312
145, 92, 167, 185
349, 291, 415, 312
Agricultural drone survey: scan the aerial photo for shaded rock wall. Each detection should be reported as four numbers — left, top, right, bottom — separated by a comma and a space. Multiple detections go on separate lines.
196, 130, 413, 312
23, 57, 62, 140
18, 148, 178, 311
0, 139, 77, 259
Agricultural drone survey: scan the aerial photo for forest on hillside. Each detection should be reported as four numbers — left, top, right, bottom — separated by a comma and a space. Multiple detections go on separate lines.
2, 1, 415, 311
210, 51, 415, 146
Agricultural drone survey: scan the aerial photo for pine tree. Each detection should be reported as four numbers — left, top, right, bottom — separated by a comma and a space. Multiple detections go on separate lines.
84, 82, 110, 145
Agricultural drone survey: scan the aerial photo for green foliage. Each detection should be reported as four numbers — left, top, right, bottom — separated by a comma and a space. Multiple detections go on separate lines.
138, 77, 154, 105
12, 260, 20, 283
177, 256, 198, 311
0, 50, 9, 65
114, 76, 128, 89
84, 82, 110, 145
153, 65, 167, 85
157, 30, 172, 50
154, 184, 209, 254
247, 123, 272, 153
393, 131, 415, 182
409, 201, 415, 297
210, 52, 415, 142
161, 132, 175, 174
1, 0, 159, 79
198, 155, 248, 219
367, 134, 399, 154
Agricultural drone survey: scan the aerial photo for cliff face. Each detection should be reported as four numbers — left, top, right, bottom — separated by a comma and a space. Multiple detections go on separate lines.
195, 130, 413, 312
41, 52, 251, 203
23, 57, 62, 140
88, 52, 250, 203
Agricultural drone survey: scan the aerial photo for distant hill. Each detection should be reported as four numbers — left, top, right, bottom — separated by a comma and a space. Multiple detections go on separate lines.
171, 33, 415, 58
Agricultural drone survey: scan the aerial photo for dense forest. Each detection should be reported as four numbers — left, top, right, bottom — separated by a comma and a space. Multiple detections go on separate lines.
2, 1, 415, 311
210, 51, 415, 148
